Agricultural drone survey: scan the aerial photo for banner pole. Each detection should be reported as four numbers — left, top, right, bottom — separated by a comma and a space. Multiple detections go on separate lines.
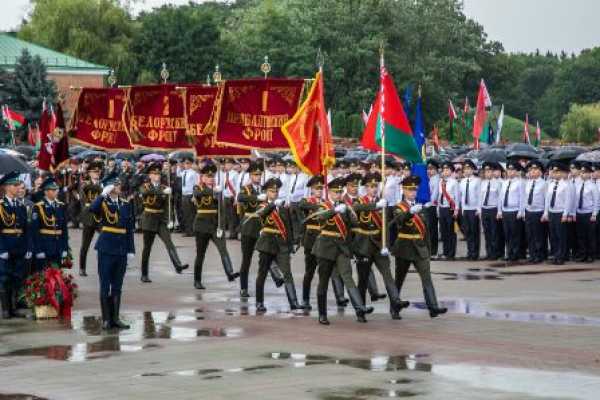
379, 42, 388, 256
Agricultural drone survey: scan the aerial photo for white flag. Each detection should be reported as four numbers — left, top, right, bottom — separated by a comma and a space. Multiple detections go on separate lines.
496, 104, 504, 143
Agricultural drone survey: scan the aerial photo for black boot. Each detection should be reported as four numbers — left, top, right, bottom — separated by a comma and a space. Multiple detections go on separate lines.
347, 287, 374, 323
193, 260, 204, 289
0, 290, 11, 319
424, 282, 447, 318
111, 295, 130, 329
302, 285, 312, 310
100, 296, 112, 330
79, 269, 88, 277
240, 289, 250, 298
331, 275, 349, 307
10, 287, 25, 318
168, 246, 188, 274
317, 294, 329, 325
284, 283, 303, 310
268, 264, 285, 287
368, 271, 386, 301
384, 280, 409, 320
255, 280, 266, 313
141, 260, 152, 283
222, 254, 240, 282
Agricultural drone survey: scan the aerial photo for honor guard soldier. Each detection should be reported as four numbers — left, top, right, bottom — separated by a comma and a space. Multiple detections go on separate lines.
0, 172, 32, 318
480, 162, 503, 260
254, 178, 305, 312
90, 172, 135, 330
31, 177, 69, 268
543, 161, 572, 265
573, 162, 598, 262
352, 173, 409, 320
425, 160, 440, 258
65, 159, 82, 228
392, 176, 447, 319
298, 175, 325, 310
437, 162, 459, 260
192, 163, 239, 289
78, 161, 103, 277
524, 160, 548, 264
217, 159, 239, 240
313, 177, 374, 325
139, 162, 188, 283
178, 156, 198, 237
498, 160, 526, 263
236, 162, 264, 297
458, 159, 481, 260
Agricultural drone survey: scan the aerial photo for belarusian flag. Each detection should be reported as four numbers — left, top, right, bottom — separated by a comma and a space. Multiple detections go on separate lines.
534, 120, 541, 147
361, 65, 421, 163
2, 105, 25, 129
472, 79, 492, 149
448, 99, 457, 142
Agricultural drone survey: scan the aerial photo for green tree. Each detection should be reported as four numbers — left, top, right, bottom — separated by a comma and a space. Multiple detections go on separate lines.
560, 103, 600, 144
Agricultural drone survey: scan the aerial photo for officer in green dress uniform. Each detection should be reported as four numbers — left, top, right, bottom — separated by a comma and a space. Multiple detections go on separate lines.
352, 172, 410, 319
236, 162, 264, 297
391, 176, 448, 318
192, 163, 239, 289
139, 162, 188, 283
78, 161, 103, 277
254, 178, 304, 313
313, 177, 374, 325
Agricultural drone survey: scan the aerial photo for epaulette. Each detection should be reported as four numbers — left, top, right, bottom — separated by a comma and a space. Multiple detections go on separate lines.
35, 201, 44, 207
56, 200, 64, 205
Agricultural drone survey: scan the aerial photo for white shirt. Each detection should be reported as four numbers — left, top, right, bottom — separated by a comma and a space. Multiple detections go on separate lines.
480, 178, 501, 209
499, 178, 525, 216
437, 177, 459, 209
383, 175, 401, 205
524, 177, 547, 213
574, 179, 599, 216
544, 179, 572, 218
178, 167, 198, 196
459, 176, 480, 211
217, 169, 239, 198
428, 174, 440, 205
286, 173, 308, 203
236, 170, 251, 196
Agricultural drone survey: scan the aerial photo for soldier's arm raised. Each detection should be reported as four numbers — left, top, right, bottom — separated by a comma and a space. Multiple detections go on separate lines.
256, 202, 276, 218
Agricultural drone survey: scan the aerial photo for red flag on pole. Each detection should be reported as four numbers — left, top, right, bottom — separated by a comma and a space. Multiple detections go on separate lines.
472, 79, 492, 150
522, 113, 530, 144
37, 102, 69, 171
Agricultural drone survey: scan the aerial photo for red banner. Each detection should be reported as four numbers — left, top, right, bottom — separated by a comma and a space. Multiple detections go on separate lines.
184, 85, 250, 158
209, 78, 305, 150
124, 84, 191, 150
69, 88, 133, 151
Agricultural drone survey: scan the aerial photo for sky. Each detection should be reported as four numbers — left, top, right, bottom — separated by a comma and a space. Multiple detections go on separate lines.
2, 0, 600, 54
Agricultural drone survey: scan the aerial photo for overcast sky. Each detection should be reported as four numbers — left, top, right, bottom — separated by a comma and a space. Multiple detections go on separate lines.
2, 0, 599, 54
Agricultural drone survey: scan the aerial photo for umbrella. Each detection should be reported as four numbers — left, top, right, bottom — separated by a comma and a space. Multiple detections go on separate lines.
141, 153, 166, 163
0, 153, 34, 174
113, 152, 137, 161
15, 145, 35, 159
576, 151, 600, 163
168, 150, 195, 161
69, 145, 88, 155
548, 146, 586, 162
75, 150, 106, 160
478, 148, 507, 163
0, 148, 27, 161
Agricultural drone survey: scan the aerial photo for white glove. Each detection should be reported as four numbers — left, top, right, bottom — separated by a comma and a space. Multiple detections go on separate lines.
25, 252, 32, 260
334, 204, 347, 214
424, 202, 432, 208
36, 252, 46, 259
127, 253, 135, 260
63, 187, 69, 193
61, 251, 68, 258
163, 187, 172, 195
257, 193, 267, 202
376, 199, 387, 209
274, 199, 285, 207
101, 185, 114, 197
213, 185, 223, 193
409, 204, 422, 214
0, 252, 8, 260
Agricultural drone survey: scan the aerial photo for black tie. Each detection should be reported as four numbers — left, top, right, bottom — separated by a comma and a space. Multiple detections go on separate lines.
528, 180, 535, 206
465, 179, 470, 205
484, 181, 490, 206
579, 182, 585, 209
503, 181, 511, 207
550, 182, 558, 208
291, 174, 298, 194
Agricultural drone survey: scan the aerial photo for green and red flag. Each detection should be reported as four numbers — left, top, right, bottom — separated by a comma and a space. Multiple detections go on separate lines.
361, 65, 421, 163
472, 79, 492, 150
2, 105, 25, 130
535, 120, 541, 147
522, 113, 530, 144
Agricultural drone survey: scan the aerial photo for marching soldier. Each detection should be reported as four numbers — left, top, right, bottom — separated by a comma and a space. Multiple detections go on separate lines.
254, 178, 304, 312
0, 172, 32, 319
392, 176, 447, 318
78, 161, 103, 277
31, 177, 69, 269
139, 162, 188, 283
352, 172, 409, 320
191, 163, 239, 289
64, 159, 82, 228
498, 160, 525, 263
458, 159, 481, 260
89, 172, 135, 330
236, 162, 264, 297
524, 160, 548, 264
313, 177, 374, 325
573, 162, 598, 262
437, 161, 459, 260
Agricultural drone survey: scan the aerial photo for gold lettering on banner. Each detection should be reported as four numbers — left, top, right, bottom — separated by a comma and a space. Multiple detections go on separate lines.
162, 95, 170, 116
228, 86, 253, 102
271, 86, 297, 106
190, 95, 214, 115
225, 112, 289, 128
262, 90, 268, 112
108, 99, 115, 119
242, 126, 273, 142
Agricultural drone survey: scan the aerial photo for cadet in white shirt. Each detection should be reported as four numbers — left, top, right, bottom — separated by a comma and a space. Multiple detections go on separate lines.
459, 159, 481, 260
498, 160, 526, 263
438, 162, 460, 260
543, 161, 572, 265
524, 160, 548, 264
567, 160, 581, 260
480, 162, 504, 260
217, 159, 240, 240
574, 162, 598, 262
426, 160, 440, 257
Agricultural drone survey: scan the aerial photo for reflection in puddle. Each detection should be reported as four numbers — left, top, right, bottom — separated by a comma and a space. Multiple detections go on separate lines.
0, 395, 49, 400
433, 266, 599, 281
319, 387, 423, 399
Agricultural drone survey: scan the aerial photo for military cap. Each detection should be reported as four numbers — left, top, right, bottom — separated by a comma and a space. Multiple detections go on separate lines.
336, 160, 349, 169
307, 175, 324, 188
527, 159, 544, 171
482, 161, 498, 170
248, 161, 263, 174
0, 171, 20, 186
345, 173, 362, 186
426, 159, 440, 169
361, 172, 381, 186
201, 163, 218, 176
506, 160, 523, 172
87, 161, 103, 173
580, 162, 593, 173
441, 161, 455, 172
463, 159, 477, 170
145, 162, 162, 174
402, 161, 412, 170
41, 177, 59, 191
402, 175, 421, 190
238, 158, 251, 164
262, 177, 282, 191
101, 171, 121, 187
328, 177, 346, 192
285, 159, 297, 167
266, 159, 277, 167
346, 158, 359, 168
569, 160, 580, 169
548, 160, 569, 172
182, 155, 194, 163
274, 158, 285, 166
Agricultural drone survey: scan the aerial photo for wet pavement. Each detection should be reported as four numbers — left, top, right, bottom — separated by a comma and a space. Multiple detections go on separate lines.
1, 230, 600, 399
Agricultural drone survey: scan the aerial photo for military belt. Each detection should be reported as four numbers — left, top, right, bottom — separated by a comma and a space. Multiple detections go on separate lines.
352, 228, 380, 235
261, 227, 282, 236
397, 233, 422, 240
244, 212, 258, 218
320, 230, 342, 238
196, 209, 218, 214
144, 208, 163, 214
84, 203, 91, 207
101, 226, 126, 234
40, 229, 62, 235
1, 228, 23, 234
306, 224, 320, 231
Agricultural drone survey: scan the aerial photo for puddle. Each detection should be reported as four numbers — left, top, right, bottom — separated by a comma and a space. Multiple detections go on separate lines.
0, 395, 49, 400
137, 364, 285, 378
319, 387, 423, 399
433, 267, 599, 281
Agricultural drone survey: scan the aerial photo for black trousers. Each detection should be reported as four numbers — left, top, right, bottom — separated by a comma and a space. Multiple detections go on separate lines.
425, 206, 439, 256
525, 210, 546, 262
141, 225, 185, 277
502, 211, 522, 261
356, 255, 399, 308
567, 220, 577, 260
394, 257, 441, 310
387, 206, 398, 246
462, 210, 480, 259
302, 251, 318, 303
194, 231, 232, 283
576, 213, 596, 260
181, 195, 194, 235
223, 197, 238, 237
481, 207, 499, 259
438, 207, 456, 258
239, 235, 258, 291
67, 200, 81, 228
548, 212, 568, 262
79, 225, 97, 272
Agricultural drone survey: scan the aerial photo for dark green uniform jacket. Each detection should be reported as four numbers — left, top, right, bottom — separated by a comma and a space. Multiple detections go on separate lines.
237, 184, 262, 239
139, 182, 169, 232
79, 180, 102, 228
192, 184, 225, 234
351, 195, 384, 258
255, 202, 293, 256
391, 201, 431, 261
311, 201, 354, 261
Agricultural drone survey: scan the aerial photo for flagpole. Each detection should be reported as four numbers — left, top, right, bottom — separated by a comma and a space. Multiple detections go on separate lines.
379, 42, 389, 256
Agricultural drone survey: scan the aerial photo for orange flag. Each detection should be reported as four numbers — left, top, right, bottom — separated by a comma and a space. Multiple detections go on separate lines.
281, 71, 334, 175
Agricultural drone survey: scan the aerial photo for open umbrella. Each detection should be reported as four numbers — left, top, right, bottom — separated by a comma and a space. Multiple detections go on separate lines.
75, 150, 106, 161
69, 145, 88, 156
168, 150, 195, 161
141, 153, 166, 163
478, 148, 507, 163
112, 152, 136, 161
548, 146, 586, 162
0, 153, 34, 174
15, 145, 35, 159
576, 151, 600, 163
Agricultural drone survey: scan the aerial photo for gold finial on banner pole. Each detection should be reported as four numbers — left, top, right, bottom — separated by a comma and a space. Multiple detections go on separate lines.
212, 64, 222, 85
160, 62, 169, 83
205, 73, 211, 87
261, 56, 271, 79
316, 47, 325, 71
108, 69, 117, 88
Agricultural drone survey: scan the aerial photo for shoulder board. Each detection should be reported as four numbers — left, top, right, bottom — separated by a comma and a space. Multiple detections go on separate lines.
56, 200, 64, 205
397, 202, 409, 212
35, 201, 44, 207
